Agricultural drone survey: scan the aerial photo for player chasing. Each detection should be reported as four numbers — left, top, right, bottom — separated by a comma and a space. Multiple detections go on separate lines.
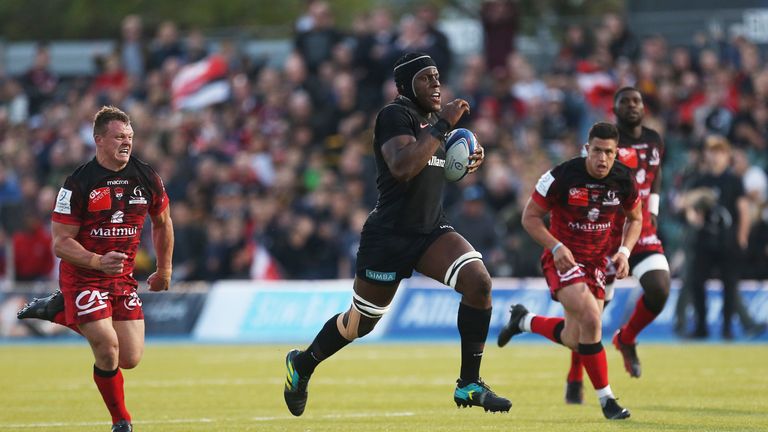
283, 53, 511, 416
497, 122, 642, 420
17, 106, 173, 432
564, 88, 671, 404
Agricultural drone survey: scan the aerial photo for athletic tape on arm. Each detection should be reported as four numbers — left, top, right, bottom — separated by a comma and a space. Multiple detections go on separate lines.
443, 251, 483, 289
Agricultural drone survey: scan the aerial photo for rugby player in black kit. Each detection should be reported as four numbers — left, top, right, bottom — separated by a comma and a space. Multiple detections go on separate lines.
283, 53, 512, 416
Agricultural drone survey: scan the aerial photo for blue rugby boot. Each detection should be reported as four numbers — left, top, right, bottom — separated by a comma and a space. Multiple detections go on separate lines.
454, 378, 512, 413
283, 349, 311, 416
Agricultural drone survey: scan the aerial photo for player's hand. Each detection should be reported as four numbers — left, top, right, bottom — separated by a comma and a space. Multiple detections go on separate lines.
98, 251, 128, 275
467, 143, 484, 173
611, 252, 630, 279
440, 98, 470, 127
553, 245, 578, 274
650, 214, 658, 229
147, 268, 171, 292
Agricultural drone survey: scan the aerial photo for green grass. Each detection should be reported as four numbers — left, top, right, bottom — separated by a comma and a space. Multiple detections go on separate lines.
1, 342, 767, 431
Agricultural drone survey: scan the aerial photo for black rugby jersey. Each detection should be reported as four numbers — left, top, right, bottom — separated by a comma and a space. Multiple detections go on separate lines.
52, 156, 168, 289
366, 96, 447, 233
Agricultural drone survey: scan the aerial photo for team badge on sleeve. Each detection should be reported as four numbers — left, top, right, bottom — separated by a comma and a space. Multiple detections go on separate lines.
54, 188, 73, 214
535, 171, 555, 196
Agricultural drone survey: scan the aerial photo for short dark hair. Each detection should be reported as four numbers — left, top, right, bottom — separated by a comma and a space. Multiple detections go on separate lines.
613, 86, 641, 104
588, 121, 619, 142
93, 106, 130, 136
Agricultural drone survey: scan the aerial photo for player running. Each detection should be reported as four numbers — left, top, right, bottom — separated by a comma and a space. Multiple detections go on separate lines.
17, 106, 173, 432
497, 122, 642, 420
563, 88, 671, 403
283, 52, 511, 416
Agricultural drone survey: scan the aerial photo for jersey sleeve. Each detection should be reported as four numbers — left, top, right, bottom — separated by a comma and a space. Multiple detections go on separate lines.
51, 176, 83, 225
623, 177, 641, 211
531, 168, 559, 210
375, 105, 415, 146
148, 168, 169, 216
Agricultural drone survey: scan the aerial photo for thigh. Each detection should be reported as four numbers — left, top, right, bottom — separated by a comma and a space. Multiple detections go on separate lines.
415, 231, 479, 283
556, 283, 600, 318
79, 317, 119, 350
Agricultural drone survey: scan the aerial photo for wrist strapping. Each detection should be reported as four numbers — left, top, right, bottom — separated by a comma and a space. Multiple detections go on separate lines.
430, 118, 450, 142
618, 246, 631, 258
551, 242, 564, 255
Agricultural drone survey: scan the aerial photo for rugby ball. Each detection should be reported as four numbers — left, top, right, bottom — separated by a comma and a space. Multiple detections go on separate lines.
444, 128, 478, 182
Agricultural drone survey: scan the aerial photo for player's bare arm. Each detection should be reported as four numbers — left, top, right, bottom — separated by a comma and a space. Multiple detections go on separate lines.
382, 98, 469, 182
522, 197, 578, 273
147, 206, 174, 292
52, 221, 127, 274
612, 201, 642, 279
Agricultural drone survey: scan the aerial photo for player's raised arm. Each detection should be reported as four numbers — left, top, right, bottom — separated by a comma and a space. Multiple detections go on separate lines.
382, 98, 468, 182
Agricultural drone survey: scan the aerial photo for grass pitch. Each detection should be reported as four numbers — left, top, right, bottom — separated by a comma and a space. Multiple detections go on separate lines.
1, 342, 766, 431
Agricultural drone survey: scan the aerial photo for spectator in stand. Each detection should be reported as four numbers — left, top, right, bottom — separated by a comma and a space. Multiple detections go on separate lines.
481, 0, 519, 77
120, 14, 145, 80
22, 44, 58, 116
13, 208, 54, 281
604, 13, 640, 62
294, 1, 343, 75
147, 20, 185, 72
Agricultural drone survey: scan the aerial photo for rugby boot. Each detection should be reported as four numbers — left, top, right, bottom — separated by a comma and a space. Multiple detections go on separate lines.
564, 380, 583, 405
601, 398, 630, 420
497, 304, 529, 347
111, 420, 132, 432
284, 349, 311, 416
17, 290, 64, 321
612, 329, 641, 378
454, 378, 512, 413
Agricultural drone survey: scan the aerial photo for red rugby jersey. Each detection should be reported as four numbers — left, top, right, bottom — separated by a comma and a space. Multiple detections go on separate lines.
52, 156, 168, 292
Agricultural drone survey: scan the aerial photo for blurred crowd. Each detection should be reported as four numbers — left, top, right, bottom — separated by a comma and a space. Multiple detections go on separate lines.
1, 0, 768, 284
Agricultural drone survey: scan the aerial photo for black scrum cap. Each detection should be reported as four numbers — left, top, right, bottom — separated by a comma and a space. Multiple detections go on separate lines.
393, 53, 437, 101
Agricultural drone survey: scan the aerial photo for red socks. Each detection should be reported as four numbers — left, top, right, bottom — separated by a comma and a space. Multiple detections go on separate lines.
621, 295, 658, 344
567, 351, 583, 382
93, 366, 131, 424
579, 343, 609, 389
531, 316, 565, 344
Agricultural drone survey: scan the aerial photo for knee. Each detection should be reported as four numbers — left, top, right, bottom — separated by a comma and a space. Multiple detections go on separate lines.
456, 267, 492, 304
642, 272, 671, 312
337, 298, 389, 341
119, 352, 143, 370
93, 340, 119, 367
577, 308, 602, 334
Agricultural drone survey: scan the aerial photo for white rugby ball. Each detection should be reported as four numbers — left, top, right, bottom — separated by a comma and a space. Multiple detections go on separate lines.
444, 128, 478, 182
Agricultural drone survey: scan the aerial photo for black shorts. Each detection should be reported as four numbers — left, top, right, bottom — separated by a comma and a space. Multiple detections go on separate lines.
356, 223, 455, 284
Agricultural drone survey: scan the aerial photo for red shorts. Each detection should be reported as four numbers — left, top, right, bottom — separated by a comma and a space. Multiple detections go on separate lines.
62, 285, 144, 326
542, 254, 606, 301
